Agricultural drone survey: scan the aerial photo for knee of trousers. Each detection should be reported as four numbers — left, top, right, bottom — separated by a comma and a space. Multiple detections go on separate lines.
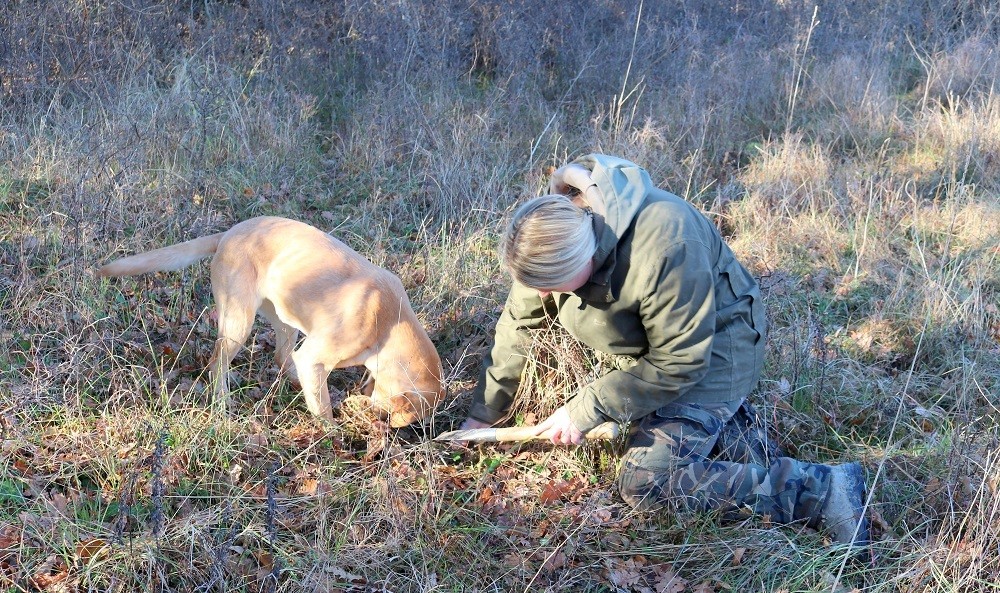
617, 458, 667, 511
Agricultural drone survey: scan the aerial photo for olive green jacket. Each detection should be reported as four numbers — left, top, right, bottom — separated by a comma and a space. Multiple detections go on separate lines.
469, 154, 764, 432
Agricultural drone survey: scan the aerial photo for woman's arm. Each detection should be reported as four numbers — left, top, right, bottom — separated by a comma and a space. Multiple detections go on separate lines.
566, 241, 718, 431
467, 282, 552, 424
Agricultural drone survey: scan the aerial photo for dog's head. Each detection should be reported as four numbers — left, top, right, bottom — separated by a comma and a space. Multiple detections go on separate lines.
364, 369, 444, 428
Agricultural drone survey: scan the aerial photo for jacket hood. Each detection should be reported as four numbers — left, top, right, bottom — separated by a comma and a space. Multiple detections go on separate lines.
573, 154, 650, 301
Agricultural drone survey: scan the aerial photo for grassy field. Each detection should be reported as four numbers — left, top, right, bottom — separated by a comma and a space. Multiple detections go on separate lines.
1, 1, 999, 591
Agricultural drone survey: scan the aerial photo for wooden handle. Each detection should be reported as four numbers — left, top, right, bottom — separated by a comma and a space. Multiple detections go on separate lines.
582, 422, 620, 440
492, 421, 620, 442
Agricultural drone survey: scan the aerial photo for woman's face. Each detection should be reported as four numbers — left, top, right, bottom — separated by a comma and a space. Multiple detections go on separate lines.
534, 260, 594, 298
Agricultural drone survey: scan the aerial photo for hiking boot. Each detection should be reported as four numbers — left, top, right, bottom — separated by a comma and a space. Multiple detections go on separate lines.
820, 462, 870, 548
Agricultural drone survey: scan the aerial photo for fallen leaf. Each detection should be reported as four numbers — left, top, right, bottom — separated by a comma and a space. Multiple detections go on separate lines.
76, 538, 108, 563
0, 525, 20, 575
541, 550, 567, 572
503, 553, 524, 569
651, 564, 687, 593
607, 565, 642, 588
777, 377, 791, 395
27, 554, 69, 589
324, 565, 366, 584
587, 507, 614, 525
0, 526, 19, 550
298, 479, 318, 495
730, 546, 746, 566
540, 477, 584, 505
47, 491, 69, 517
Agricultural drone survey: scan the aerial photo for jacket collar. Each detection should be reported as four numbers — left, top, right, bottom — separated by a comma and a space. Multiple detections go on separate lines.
566, 154, 652, 304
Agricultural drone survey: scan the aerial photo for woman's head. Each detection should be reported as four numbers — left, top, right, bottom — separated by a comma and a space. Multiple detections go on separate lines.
502, 194, 597, 291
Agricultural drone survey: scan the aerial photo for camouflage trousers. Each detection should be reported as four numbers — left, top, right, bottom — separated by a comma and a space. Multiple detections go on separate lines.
618, 400, 832, 526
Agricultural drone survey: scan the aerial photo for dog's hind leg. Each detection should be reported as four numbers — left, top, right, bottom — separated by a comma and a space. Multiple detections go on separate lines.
290, 336, 334, 422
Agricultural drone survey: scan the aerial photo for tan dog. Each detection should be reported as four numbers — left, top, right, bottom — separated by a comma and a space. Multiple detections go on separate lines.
98, 216, 443, 427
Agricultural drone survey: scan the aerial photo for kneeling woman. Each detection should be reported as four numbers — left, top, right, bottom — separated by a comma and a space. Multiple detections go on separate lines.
462, 154, 869, 548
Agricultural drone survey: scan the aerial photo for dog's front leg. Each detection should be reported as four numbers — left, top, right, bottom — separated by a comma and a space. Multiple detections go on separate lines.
291, 338, 334, 422
274, 323, 300, 385
258, 299, 300, 384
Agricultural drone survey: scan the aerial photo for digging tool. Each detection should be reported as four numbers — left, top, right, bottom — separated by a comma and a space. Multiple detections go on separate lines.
434, 421, 620, 443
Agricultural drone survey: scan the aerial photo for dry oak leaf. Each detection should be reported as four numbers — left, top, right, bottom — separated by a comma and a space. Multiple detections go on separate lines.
541, 550, 567, 573
0, 525, 19, 550
46, 491, 70, 518
540, 479, 571, 505
27, 554, 69, 590
539, 476, 586, 505
297, 478, 319, 495
730, 546, 746, 566
606, 558, 643, 588
0, 525, 20, 576
503, 552, 526, 571
651, 564, 688, 593
75, 538, 108, 564
324, 565, 366, 585
286, 422, 327, 447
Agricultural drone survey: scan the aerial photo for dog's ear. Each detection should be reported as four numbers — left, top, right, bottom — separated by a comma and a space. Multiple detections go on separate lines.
386, 392, 432, 428
388, 410, 420, 428
360, 377, 374, 397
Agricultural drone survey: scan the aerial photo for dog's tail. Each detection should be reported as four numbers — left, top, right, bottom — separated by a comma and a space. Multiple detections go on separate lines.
98, 233, 224, 278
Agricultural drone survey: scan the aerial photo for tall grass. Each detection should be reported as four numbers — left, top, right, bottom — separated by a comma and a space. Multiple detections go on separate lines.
2, 0, 999, 591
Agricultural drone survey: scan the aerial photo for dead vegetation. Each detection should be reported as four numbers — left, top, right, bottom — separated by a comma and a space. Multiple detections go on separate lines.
1, 1, 999, 591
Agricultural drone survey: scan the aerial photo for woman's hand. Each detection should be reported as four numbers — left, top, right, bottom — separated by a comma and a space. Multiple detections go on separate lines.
549, 163, 595, 196
533, 406, 584, 445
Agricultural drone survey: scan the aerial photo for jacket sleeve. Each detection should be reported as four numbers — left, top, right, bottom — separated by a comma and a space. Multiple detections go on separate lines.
566, 240, 717, 431
468, 282, 552, 424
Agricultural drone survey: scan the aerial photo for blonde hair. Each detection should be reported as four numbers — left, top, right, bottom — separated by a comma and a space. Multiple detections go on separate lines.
502, 194, 597, 289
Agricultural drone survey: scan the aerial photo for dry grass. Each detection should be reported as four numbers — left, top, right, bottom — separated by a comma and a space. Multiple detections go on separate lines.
2, 1, 1000, 591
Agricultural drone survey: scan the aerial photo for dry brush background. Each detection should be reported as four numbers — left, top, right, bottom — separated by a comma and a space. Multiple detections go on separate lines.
1, 1, 999, 591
